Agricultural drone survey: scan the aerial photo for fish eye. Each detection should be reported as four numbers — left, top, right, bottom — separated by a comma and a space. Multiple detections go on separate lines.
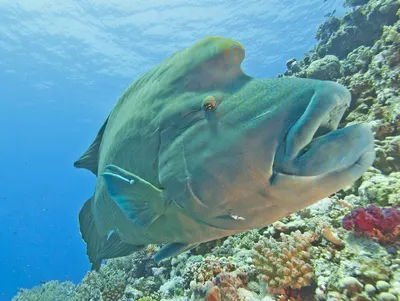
202, 95, 217, 112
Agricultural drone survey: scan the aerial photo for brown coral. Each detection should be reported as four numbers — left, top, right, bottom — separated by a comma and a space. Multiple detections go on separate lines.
205, 286, 221, 301
253, 230, 318, 292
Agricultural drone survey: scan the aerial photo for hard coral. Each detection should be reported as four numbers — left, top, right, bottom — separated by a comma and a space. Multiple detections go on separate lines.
187, 256, 237, 285
342, 204, 400, 243
12, 281, 76, 301
205, 286, 221, 301
212, 272, 247, 301
101, 281, 126, 301
252, 230, 318, 293
187, 256, 247, 301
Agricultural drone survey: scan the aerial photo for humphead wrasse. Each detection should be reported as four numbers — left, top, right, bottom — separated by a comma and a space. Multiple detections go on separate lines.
74, 36, 375, 270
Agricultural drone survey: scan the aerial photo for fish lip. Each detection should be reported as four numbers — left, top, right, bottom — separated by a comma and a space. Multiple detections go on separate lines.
272, 81, 361, 177
275, 122, 375, 178
268, 144, 375, 220
283, 81, 352, 162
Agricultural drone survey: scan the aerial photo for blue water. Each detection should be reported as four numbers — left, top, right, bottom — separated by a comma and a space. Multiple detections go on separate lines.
0, 0, 348, 299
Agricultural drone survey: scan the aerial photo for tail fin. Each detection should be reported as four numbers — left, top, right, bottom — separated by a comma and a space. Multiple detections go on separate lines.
79, 198, 106, 271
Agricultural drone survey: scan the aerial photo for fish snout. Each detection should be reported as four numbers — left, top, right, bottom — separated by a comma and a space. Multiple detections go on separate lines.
271, 81, 375, 194
269, 122, 375, 212
289, 122, 375, 176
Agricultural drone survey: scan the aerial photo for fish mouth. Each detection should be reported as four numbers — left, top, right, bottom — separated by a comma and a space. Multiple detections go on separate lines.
276, 123, 375, 178
267, 83, 375, 211
268, 122, 375, 214
273, 81, 375, 180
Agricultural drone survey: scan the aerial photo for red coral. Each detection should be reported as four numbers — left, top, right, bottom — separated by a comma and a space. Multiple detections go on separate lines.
381, 207, 400, 233
342, 204, 400, 243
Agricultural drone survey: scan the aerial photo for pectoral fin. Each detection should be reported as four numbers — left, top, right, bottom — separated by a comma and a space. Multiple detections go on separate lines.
101, 164, 168, 228
153, 243, 199, 264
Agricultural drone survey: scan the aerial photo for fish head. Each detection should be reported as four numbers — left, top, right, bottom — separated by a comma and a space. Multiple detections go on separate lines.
157, 36, 375, 232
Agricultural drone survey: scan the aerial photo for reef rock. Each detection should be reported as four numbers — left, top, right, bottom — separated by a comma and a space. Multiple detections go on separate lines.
315, 0, 400, 59
306, 55, 342, 80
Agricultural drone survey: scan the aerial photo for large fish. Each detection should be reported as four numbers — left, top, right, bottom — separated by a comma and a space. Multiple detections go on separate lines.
74, 36, 375, 270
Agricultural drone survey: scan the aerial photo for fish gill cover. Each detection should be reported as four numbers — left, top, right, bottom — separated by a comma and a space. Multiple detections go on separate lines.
11, 0, 400, 300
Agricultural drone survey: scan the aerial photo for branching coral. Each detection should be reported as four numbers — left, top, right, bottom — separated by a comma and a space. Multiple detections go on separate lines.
342, 204, 400, 243
252, 230, 318, 293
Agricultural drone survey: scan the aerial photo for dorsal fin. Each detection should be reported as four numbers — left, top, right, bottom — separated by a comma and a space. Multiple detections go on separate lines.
74, 117, 109, 175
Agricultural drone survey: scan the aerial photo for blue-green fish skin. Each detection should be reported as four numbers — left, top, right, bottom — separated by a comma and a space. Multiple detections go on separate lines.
74, 36, 375, 269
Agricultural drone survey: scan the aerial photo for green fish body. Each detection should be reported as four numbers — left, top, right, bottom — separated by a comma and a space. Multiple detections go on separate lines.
74, 36, 375, 269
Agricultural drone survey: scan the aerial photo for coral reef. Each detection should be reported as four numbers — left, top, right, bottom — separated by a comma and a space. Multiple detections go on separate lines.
359, 172, 400, 206
12, 281, 76, 301
314, 0, 399, 59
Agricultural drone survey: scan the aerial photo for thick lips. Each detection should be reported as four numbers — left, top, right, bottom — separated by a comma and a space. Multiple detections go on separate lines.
274, 81, 375, 178
286, 123, 375, 176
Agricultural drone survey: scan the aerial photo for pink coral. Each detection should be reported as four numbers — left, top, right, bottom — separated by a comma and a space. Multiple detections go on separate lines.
342, 205, 400, 242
